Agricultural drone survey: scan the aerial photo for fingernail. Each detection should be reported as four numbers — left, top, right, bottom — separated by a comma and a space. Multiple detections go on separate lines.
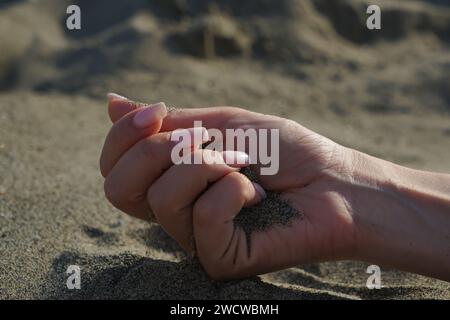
252, 182, 267, 199
171, 127, 209, 148
222, 151, 250, 167
107, 92, 128, 102
133, 102, 167, 128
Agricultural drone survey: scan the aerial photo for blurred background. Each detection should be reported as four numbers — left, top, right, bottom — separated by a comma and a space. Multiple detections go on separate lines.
0, 0, 449, 299
1, 0, 449, 169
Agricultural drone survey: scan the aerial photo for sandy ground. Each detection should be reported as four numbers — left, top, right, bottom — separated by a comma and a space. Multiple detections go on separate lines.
0, 0, 449, 299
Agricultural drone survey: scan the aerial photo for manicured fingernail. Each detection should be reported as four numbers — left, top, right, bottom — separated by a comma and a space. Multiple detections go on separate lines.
133, 102, 167, 128
171, 127, 209, 148
252, 182, 267, 199
107, 92, 128, 102
222, 151, 250, 167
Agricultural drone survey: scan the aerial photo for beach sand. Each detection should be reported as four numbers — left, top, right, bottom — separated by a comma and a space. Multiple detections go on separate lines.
1, 0, 450, 299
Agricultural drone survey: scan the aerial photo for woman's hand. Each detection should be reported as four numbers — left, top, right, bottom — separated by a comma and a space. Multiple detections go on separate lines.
100, 94, 360, 280
100, 94, 450, 281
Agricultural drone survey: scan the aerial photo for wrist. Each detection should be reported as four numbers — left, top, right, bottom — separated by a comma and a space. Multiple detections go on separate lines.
345, 149, 450, 280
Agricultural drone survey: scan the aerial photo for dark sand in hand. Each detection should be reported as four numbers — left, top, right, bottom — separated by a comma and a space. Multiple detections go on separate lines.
235, 167, 301, 255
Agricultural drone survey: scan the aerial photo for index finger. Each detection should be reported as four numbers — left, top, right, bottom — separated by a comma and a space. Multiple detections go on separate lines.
107, 93, 140, 123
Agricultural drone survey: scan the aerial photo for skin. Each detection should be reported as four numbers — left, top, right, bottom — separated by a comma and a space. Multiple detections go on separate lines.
100, 96, 450, 281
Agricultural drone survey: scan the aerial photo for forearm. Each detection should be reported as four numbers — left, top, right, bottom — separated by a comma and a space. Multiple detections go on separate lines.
348, 149, 450, 281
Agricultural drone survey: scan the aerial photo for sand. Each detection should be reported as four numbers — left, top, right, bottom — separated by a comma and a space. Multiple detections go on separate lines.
235, 167, 301, 251
1, 0, 450, 299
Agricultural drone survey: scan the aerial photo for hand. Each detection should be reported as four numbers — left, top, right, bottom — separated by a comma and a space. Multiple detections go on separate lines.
100, 94, 360, 280
100, 94, 450, 281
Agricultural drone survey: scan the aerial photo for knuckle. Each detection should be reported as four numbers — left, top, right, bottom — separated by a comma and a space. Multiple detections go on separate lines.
138, 133, 170, 162
146, 186, 159, 212
227, 171, 248, 188
139, 138, 158, 161
225, 172, 252, 198
220, 106, 245, 119
146, 186, 169, 222
108, 123, 123, 147
103, 178, 126, 210
193, 198, 214, 228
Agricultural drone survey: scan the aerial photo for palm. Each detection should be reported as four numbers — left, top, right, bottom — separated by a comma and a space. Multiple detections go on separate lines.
215, 111, 356, 277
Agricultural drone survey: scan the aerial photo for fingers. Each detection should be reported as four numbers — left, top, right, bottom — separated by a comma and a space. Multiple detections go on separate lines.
146, 149, 246, 251
100, 102, 167, 177
103, 131, 172, 220
102, 96, 261, 178
160, 106, 249, 132
107, 93, 139, 123
107, 92, 249, 131
192, 171, 265, 279
104, 127, 209, 220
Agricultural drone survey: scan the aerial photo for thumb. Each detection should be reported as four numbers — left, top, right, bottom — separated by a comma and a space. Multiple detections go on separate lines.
192, 171, 266, 280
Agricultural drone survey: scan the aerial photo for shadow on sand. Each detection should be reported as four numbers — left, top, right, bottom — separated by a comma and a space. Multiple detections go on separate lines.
42, 250, 353, 300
